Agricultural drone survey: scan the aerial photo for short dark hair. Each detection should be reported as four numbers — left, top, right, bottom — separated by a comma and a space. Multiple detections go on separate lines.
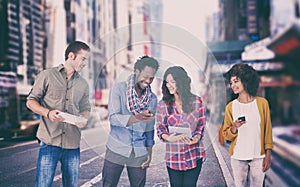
225, 63, 260, 96
65, 41, 90, 60
134, 56, 159, 72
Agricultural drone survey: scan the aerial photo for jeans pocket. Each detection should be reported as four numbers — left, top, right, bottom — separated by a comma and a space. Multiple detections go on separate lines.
39, 141, 48, 148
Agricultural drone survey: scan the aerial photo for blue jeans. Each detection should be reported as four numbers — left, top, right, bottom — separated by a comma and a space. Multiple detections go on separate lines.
36, 141, 80, 187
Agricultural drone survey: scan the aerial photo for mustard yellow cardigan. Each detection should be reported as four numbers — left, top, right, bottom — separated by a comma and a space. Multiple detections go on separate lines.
222, 96, 273, 156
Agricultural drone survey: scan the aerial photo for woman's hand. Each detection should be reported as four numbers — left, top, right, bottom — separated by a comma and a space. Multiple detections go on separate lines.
230, 119, 246, 134
163, 133, 186, 142
262, 149, 272, 172
185, 136, 200, 145
163, 133, 199, 144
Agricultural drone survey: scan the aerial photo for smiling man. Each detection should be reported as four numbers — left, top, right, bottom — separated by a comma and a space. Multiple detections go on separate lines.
102, 56, 159, 187
26, 41, 91, 187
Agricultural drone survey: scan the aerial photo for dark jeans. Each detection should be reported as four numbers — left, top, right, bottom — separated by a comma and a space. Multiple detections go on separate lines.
167, 159, 203, 187
102, 148, 147, 187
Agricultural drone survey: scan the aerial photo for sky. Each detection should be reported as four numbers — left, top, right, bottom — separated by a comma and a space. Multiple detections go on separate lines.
158, 0, 218, 95
162, 0, 218, 41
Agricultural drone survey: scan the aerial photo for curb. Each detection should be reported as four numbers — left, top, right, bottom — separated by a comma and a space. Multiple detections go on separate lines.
206, 123, 235, 187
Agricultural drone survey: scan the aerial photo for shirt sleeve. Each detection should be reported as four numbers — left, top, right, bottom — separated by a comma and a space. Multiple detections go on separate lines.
27, 70, 47, 102
108, 83, 131, 127
192, 97, 205, 139
263, 99, 273, 150
222, 102, 238, 141
155, 100, 169, 141
79, 84, 91, 112
144, 96, 157, 147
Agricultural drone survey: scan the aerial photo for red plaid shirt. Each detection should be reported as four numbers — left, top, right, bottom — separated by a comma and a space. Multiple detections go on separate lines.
156, 96, 206, 171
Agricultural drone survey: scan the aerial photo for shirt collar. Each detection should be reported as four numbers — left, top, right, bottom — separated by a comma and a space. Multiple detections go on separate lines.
57, 64, 80, 78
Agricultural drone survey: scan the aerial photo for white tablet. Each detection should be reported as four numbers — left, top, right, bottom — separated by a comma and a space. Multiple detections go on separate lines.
57, 112, 88, 125
168, 126, 192, 138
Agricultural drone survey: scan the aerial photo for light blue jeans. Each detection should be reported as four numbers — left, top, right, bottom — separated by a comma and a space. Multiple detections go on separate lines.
231, 158, 265, 187
36, 141, 80, 187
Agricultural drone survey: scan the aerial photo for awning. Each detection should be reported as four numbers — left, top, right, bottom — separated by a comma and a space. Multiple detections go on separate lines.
242, 37, 275, 61
267, 21, 300, 60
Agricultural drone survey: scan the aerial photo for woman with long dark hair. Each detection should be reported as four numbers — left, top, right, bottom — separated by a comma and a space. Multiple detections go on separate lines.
156, 66, 206, 187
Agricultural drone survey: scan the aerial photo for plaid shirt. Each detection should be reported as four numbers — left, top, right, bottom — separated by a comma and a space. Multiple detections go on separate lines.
156, 96, 206, 171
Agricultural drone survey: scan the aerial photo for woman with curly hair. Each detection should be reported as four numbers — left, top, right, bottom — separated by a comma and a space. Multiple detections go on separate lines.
156, 66, 206, 187
222, 63, 273, 187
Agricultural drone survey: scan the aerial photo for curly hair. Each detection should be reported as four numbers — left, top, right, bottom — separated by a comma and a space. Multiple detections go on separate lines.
162, 66, 195, 114
225, 63, 260, 96
134, 56, 159, 72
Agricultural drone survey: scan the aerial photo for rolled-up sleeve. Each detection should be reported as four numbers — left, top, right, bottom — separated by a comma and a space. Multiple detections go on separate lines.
27, 71, 47, 102
79, 85, 91, 112
108, 83, 131, 127
144, 96, 157, 147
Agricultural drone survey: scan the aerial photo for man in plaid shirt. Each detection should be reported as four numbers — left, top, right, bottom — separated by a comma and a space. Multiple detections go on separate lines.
102, 56, 159, 187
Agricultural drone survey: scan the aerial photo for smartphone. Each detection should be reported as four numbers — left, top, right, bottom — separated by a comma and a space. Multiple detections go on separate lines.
238, 116, 246, 122
148, 110, 155, 116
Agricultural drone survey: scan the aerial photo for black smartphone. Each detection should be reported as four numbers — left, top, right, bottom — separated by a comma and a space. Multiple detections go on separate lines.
148, 110, 155, 116
238, 116, 246, 122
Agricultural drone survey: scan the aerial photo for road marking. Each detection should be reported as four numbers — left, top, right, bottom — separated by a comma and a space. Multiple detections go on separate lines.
0, 141, 36, 151
53, 155, 102, 182
81, 144, 102, 152
80, 173, 103, 187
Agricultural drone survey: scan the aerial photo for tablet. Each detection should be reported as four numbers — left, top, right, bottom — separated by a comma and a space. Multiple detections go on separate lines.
168, 126, 192, 138
57, 112, 88, 125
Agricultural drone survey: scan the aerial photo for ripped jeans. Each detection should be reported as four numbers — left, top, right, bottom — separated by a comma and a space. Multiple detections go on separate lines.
231, 158, 265, 187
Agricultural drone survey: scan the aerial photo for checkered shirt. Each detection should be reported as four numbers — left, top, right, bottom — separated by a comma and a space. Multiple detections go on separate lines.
156, 96, 206, 171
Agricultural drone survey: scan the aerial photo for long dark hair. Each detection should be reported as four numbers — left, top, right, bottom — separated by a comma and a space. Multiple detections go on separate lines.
162, 66, 195, 114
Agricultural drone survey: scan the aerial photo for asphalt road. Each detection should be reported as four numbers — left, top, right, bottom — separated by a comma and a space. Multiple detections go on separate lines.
0, 119, 227, 187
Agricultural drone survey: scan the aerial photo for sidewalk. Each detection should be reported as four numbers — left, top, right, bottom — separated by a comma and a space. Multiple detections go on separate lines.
206, 123, 290, 187
205, 123, 234, 187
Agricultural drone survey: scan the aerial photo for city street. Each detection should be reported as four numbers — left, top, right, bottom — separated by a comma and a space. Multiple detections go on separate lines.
1, 117, 300, 187
0, 119, 226, 187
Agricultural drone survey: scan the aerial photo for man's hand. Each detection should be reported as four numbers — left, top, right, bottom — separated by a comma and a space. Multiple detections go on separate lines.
48, 110, 64, 122
74, 121, 87, 128
141, 147, 152, 169
136, 110, 155, 121
74, 111, 89, 128
141, 154, 151, 169
128, 110, 155, 125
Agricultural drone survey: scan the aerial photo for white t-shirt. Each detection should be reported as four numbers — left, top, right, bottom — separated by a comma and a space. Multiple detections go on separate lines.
231, 99, 265, 160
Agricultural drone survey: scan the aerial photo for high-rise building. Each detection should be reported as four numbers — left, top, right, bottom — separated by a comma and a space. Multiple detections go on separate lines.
0, 0, 46, 137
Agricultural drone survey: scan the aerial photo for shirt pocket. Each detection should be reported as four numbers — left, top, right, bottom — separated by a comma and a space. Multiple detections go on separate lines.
48, 89, 65, 100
